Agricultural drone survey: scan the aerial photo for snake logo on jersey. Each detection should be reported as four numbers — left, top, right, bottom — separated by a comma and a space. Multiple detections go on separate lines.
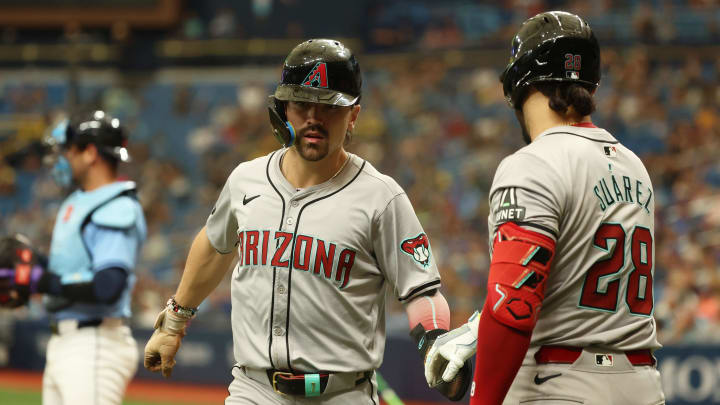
237, 230, 356, 289
401, 233, 431, 267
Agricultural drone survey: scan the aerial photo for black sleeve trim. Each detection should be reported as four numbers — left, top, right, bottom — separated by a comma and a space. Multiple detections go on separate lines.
499, 221, 559, 239
213, 246, 235, 255
398, 280, 441, 302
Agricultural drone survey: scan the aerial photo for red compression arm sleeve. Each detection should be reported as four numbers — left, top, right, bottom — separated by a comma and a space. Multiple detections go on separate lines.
405, 291, 451, 331
469, 299, 531, 405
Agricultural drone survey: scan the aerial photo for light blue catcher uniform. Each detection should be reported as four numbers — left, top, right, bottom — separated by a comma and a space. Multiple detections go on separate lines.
42, 181, 147, 405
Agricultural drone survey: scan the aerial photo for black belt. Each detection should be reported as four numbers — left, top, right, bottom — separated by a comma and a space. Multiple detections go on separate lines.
50, 319, 104, 334
266, 369, 372, 397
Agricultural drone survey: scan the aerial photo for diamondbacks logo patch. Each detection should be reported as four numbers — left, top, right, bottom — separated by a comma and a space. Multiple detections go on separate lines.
302, 62, 329, 88
401, 233, 431, 267
494, 188, 525, 223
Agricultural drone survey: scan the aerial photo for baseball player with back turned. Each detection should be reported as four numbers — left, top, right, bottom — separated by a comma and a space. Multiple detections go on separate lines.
143, 38, 471, 404
0, 111, 146, 405
423, 11, 665, 405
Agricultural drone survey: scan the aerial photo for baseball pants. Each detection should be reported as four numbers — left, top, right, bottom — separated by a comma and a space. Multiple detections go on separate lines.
501, 347, 665, 405
226, 366, 380, 404
42, 319, 138, 405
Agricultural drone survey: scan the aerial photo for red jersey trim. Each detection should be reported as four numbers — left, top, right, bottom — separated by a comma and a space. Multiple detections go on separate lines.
571, 122, 597, 128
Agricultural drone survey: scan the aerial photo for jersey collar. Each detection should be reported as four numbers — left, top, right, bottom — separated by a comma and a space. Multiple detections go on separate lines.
271, 149, 361, 197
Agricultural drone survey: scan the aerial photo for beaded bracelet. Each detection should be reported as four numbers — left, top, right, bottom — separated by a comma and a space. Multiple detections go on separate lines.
166, 295, 198, 319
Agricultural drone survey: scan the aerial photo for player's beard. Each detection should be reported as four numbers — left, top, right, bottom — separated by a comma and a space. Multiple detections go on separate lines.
295, 124, 331, 162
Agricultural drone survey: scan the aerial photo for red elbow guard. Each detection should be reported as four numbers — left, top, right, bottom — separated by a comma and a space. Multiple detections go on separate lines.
487, 222, 556, 332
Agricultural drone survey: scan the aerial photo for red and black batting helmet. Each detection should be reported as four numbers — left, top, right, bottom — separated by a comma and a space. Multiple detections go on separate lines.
500, 11, 600, 109
268, 38, 362, 147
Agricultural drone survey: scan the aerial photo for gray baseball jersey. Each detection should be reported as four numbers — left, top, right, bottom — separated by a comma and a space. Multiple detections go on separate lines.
488, 124, 660, 355
206, 149, 440, 373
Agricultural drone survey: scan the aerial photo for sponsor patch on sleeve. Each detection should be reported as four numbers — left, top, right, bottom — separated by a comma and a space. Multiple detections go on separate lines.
494, 187, 526, 223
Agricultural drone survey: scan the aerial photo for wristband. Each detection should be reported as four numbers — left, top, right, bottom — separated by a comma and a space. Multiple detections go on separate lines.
166, 295, 198, 319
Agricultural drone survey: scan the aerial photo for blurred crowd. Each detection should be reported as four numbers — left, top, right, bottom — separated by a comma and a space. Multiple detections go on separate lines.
2, 45, 719, 343
1, 1, 720, 345
167, 0, 720, 48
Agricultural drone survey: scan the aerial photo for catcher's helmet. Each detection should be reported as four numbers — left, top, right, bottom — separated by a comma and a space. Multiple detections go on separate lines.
48, 110, 131, 163
500, 11, 600, 109
268, 38, 362, 147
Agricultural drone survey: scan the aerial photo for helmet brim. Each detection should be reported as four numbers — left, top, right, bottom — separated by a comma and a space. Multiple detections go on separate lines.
274, 84, 358, 106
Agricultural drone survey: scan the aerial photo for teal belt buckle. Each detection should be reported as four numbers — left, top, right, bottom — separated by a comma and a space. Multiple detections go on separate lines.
304, 373, 321, 397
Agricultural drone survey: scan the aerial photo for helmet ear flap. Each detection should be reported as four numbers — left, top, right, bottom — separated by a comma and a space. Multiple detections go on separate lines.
267, 96, 296, 148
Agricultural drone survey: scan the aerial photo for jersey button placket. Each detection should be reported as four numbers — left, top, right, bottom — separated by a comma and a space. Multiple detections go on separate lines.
271, 199, 296, 369
271, 274, 289, 367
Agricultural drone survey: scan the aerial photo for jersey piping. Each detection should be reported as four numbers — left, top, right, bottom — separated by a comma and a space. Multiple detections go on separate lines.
284, 160, 366, 371
267, 154, 368, 372
542, 131, 619, 144
265, 149, 287, 369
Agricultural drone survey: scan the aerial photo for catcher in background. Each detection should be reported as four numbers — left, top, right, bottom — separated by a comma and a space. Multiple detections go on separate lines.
424, 11, 664, 405
1, 110, 146, 405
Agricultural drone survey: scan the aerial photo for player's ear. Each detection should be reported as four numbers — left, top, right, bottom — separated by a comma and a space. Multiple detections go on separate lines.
82, 143, 99, 164
347, 104, 361, 131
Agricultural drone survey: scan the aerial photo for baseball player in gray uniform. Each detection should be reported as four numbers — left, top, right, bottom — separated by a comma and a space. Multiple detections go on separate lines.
143, 39, 468, 404
423, 11, 664, 405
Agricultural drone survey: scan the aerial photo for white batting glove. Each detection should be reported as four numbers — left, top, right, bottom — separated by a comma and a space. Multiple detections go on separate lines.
424, 310, 480, 387
143, 307, 191, 378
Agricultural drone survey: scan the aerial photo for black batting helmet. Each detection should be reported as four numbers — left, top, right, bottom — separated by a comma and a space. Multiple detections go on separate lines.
500, 11, 600, 109
48, 110, 131, 162
268, 38, 362, 147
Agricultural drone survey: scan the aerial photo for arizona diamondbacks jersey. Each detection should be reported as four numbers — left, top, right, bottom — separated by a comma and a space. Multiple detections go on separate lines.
488, 124, 660, 358
206, 150, 440, 373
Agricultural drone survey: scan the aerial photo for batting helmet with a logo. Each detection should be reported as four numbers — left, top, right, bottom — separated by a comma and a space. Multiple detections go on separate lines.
500, 11, 600, 109
268, 38, 362, 147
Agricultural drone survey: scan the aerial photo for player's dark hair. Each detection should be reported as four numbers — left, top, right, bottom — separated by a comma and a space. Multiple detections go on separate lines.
534, 82, 596, 117
102, 154, 120, 172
